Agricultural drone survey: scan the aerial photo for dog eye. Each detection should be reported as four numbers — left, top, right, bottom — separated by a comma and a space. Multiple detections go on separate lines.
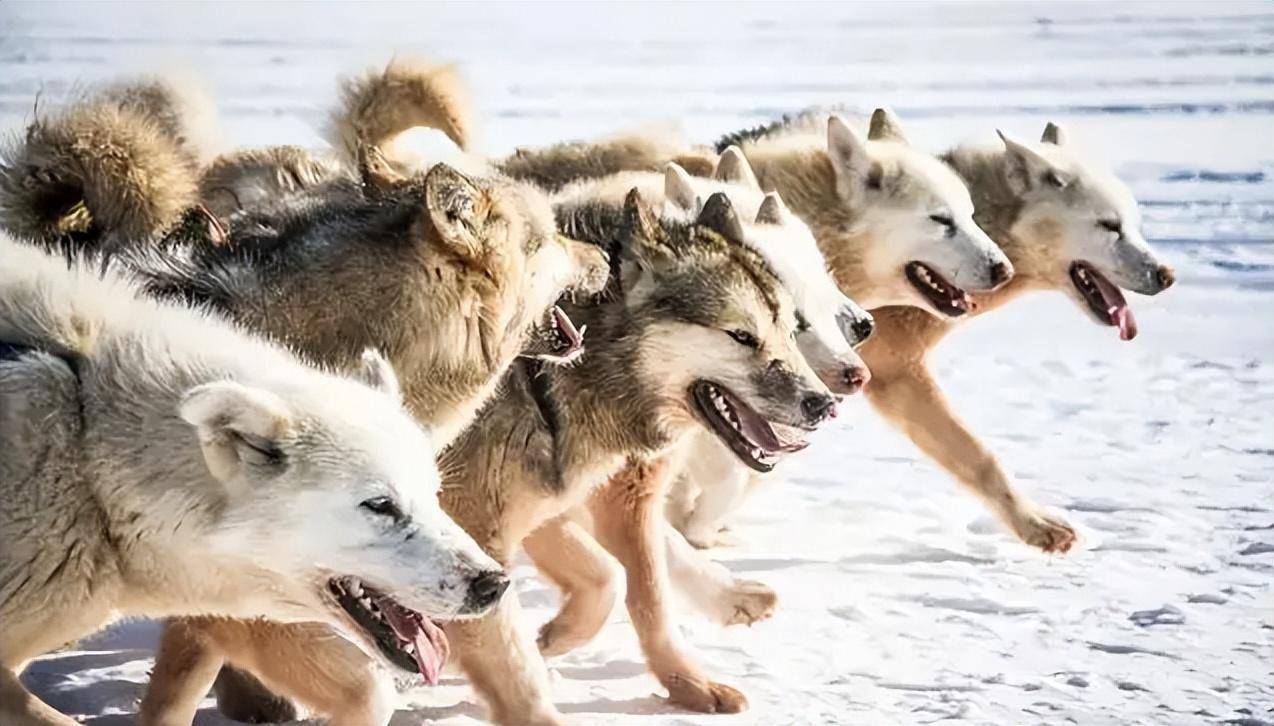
726, 329, 759, 349
794, 312, 811, 334
929, 214, 956, 238
1098, 219, 1122, 237
360, 496, 405, 522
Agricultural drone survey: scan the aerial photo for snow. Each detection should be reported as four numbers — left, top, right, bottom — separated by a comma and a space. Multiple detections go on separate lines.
3, 1, 1271, 724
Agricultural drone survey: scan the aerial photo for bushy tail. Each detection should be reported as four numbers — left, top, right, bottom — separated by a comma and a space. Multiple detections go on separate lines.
0, 76, 215, 249
327, 57, 475, 165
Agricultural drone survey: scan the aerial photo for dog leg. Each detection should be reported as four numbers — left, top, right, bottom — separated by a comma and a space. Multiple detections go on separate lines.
589, 458, 747, 714
863, 350, 1077, 553
679, 467, 749, 549
524, 516, 618, 657
0, 667, 78, 726
139, 620, 227, 726
665, 522, 777, 627
448, 594, 562, 726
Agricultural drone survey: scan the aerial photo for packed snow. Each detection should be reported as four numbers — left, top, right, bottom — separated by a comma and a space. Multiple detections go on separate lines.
2, 2, 1271, 724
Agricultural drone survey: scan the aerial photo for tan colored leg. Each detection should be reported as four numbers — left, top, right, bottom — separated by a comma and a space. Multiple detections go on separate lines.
524, 516, 618, 657
0, 667, 78, 726
589, 458, 747, 714
862, 324, 1076, 553
664, 522, 777, 627
139, 620, 226, 726
448, 594, 562, 726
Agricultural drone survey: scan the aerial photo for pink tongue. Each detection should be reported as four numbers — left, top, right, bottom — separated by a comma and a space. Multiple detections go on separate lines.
1113, 306, 1137, 341
380, 599, 449, 685
1086, 266, 1137, 342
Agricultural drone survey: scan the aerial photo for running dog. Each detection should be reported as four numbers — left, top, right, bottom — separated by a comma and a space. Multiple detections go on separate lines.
0, 236, 504, 726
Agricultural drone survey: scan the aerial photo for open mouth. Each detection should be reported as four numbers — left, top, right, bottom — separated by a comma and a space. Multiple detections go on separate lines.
524, 305, 586, 363
328, 576, 449, 684
1070, 261, 1136, 341
690, 381, 808, 473
905, 262, 970, 317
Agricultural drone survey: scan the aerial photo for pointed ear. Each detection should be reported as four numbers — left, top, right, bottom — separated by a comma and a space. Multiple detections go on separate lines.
867, 108, 908, 143
622, 187, 675, 270
713, 146, 760, 190
997, 130, 1060, 193
358, 144, 406, 193
1041, 122, 1066, 146
424, 163, 488, 258
663, 163, 700, 213
180, 381, 293, 483
755, 192, 788, 225
355, 348, 401, 402
696, 192, 744, 243
827, 115, 872, 196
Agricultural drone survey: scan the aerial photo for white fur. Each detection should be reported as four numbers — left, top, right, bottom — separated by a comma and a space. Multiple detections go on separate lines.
0, 237, 499, 721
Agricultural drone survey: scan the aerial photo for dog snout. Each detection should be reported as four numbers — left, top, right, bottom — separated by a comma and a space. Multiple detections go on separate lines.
801, 392, 837, 425
844, 365, 871, 395
989, 260, 1013, 287
1153, 264, 1175, 293
462, 570, 510, 615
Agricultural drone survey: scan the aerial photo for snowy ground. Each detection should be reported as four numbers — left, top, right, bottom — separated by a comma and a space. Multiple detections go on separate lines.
3, 2, 1272, 724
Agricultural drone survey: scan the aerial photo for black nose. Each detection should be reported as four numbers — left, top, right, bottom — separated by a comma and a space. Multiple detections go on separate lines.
989, 261, 1012, 286
852, 316, 875, 343
1154, 265, 1175, 292
464, 571, 509, 613
801, 393, 836, 424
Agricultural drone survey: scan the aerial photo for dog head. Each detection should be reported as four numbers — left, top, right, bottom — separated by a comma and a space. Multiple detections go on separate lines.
672, 156, 873, 396
620, 188, 836, 472
179, 349, 503, 685
994, 123, 1174, 340
368, 157, 609, 364
831, 110, 1013, 317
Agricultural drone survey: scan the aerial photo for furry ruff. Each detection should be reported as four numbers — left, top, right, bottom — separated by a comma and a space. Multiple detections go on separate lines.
0, 94, 199, 246
328, 57, 474, 163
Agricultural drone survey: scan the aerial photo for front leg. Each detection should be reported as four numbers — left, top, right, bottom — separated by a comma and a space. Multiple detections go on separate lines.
861, 322, 1076, 553
664, 522, 777, 627
448, 594, 563, 726
0, 666, 79, 726
524, 515, 618, 657
140, 619, 228, 726
588, 458, 747, 714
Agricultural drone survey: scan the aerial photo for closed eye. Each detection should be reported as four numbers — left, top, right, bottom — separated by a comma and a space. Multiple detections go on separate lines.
360, 496, 406, 523
795, 312, 811, 334
1098, 219, 1122, 236
929, 214, 956, 237
726, 329, 760, 349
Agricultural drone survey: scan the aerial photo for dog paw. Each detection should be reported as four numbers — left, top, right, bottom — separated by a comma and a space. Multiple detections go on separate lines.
1013, 508, 1078, 554
537, 617, 589, 658
664, 673, 748, 714
716, 579, 778, 626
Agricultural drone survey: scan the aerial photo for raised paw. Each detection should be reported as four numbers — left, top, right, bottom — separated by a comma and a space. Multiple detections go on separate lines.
537, 616, 591, 658
718, 579, 778, 626
664, 673, 748, 714
1012, 508, 1078, 554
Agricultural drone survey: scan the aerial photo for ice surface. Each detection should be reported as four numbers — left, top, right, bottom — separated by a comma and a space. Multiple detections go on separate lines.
3, 1, 1270, 723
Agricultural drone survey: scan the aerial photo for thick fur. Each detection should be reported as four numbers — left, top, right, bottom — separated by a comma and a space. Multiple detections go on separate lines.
132, 157, 610, 725
0, 237, 499, 726
679, 117, 1175, 554
190, 191, 833, 725
0, 77, 216, 252
499, 129, 717, 193
327, 57, 475, 167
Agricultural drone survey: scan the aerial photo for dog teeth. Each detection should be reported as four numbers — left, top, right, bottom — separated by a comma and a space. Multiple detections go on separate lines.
404, 643, 415, 654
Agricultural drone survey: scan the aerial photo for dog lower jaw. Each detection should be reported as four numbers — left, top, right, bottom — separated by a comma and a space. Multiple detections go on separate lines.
689, 381, 795, 473
1069, 260, 1137, 341
326, 576, 449, 685
905, 261, 971, 318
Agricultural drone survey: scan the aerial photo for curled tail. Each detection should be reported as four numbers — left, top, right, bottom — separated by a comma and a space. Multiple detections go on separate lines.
0, 76, 215, 250
328, 57, 474, 166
